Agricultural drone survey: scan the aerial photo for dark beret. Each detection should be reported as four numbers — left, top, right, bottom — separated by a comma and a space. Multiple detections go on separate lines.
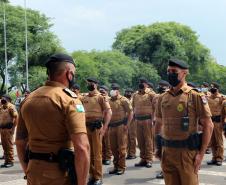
168, 58, 188, 69
125, 88, 134, 93
72, 83, 80, 90
86, 77, 99, 84
159, 80, 170, 87
147, 82, 154, 88
111, 83, 120, 90
2, 94, 12, 101
211, 82, 220, 89
187, 82, 197, 88
202, 82, 209, 87
99, 85, 109, 91
45, 53, 75, 68
139, 77, 148, 84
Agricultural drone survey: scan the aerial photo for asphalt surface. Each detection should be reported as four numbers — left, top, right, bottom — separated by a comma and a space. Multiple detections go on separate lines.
0, 145, 226, 185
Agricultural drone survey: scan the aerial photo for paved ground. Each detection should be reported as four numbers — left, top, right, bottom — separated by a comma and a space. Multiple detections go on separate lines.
0, 145, 226, 185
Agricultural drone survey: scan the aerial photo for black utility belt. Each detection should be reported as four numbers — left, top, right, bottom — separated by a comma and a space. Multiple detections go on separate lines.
161, 133, 202, 150
109, 118, 127, 128
211, 115, 221, 123
134, 115, 151, 121
86, 120, 103, 131
28, 151, 58, 163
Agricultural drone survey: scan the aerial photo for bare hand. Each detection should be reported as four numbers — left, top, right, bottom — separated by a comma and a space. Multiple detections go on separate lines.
194, 152, 204, 174
123, 125, 128, 132
99, 127, 106, 139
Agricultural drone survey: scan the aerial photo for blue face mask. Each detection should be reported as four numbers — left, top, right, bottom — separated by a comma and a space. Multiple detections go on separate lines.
167, 73, 181, 87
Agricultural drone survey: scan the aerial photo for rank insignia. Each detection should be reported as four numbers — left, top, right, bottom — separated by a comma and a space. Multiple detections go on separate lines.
177, 103, 184, 112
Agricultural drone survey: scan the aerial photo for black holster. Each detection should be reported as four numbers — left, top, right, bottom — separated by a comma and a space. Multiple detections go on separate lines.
211, 115, 221, 123
187, 132, 202, 150
58, 149, 77, 185
0, 122, 13, 129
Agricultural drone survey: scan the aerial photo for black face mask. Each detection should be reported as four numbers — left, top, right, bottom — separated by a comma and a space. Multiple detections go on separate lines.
124, 93, 132, 99
157, 86, 167, 94
167, 73, 181, 87
210, 88, 217, 94
139, 83, 145, 89
87, 84, 95, 91
67, 73, 75, 89
1, 99, 7, 105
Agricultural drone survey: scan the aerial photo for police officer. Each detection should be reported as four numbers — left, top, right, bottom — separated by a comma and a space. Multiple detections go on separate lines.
133, 77, 156, 168
71, 83, 83, 99
207, 82, 225, 166
81, 78, 112, 185
0, 95, 18, 168
124, 88, 137, 160
99, 85, 112, 165
155, 58, 213, 185
108, 83, 133, 175
153, 80, 170, 179
16, 53, 90, 185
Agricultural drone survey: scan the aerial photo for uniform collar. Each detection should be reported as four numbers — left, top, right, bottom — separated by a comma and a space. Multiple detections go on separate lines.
88, 89, 99, 96
210, 92, 221, 98
138, 88, 149, 94
45, 80, 66, 88
111, 94, 122, 101
168, 83, 192, 96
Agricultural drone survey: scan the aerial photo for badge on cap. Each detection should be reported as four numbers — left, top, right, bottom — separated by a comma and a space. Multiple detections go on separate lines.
76, 104, 85, 112
177, 103, 184, 112
201, 95, 207, 104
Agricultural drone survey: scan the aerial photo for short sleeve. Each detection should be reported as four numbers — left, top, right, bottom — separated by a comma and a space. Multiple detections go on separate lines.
155, 95, 163, 119
196, 94, 212, 119
122, 98, 133, 113
9, 106, 18, 118
65, 99, 87, 135
99, 95, 111, 111
16, 110, 28, 140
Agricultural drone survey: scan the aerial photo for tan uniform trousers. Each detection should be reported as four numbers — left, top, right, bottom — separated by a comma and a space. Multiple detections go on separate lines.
102, 130, 112, 160
109, 124, 127, 170
127, 119, 137, 157
161, 148, 198, 185
0, 127, 15, 163
136, 119, 153, 162
87, 127, 102, 180
211, 122, 224, 161
27, 160, 70, 185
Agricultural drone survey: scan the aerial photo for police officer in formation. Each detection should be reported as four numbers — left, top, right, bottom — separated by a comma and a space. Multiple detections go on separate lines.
16, 54, 90, 185
155, 59, 213, 185
108, 83, 133, 175
0, 95, 18, 168
12, 54, 226, 185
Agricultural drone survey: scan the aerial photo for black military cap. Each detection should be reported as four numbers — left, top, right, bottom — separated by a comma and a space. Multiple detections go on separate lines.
139, 77, 148, 84
2, 94, 12, 102
202, 82, 209, 87
187, 82, 197, 88
111, 83, 120, 90
72, 83, 80, 90
86, 77, 99, 84
45, 53, 75, 68
211, 82, 220, 89
99, 85, 109, 91
147, 82, 154, 88
168, 58, 188, 69
125, 88, 133, 93
159, 80, 170, 87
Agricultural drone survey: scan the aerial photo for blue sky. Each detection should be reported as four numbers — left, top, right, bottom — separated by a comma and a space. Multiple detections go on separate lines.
10, 0, 226, 66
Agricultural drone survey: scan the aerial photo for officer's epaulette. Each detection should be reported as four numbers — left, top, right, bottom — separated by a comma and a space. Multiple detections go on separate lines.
63, 88, 77, 98
191, 88, 201, 93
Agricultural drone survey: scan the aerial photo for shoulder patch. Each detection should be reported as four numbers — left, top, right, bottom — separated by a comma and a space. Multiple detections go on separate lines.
200, 95, 208, 104
63, 88, 77, 98
75, 104, 85, 112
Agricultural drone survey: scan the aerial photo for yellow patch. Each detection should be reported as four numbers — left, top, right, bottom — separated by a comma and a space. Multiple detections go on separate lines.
177, 103, 184, 112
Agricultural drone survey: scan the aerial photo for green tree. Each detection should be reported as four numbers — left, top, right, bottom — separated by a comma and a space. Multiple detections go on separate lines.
0, 3, 63, 94
113, 22, 211, 79
72, 50, 160, 92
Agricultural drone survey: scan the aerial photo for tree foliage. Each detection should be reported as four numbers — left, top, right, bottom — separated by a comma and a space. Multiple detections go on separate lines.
72, 50, 160, 92
0, 3, 63, 94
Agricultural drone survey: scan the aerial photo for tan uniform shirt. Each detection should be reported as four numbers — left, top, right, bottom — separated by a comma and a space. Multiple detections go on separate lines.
109, 95, 132, 122
223, 100, 226, 123
81, 90, 111, 122
155, 84, 211, 140
132, 88, 156, 116
207, 93, 225, 116
0, 102, 18, 126
16, 81, 86, 154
